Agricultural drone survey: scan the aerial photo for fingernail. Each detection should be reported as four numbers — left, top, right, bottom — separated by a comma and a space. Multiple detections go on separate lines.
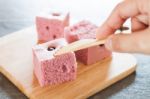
105, 38, 112, 50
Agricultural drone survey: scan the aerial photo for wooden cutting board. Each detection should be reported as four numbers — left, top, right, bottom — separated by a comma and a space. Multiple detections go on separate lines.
0, 26, 137, 99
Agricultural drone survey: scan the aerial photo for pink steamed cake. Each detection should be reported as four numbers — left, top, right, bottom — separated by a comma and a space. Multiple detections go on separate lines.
36, 12, 69, 43
32, 38, 77, 86
64, 20, 112, 65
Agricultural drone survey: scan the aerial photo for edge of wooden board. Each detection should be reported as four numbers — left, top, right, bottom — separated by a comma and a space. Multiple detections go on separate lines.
0, 27, 137, 99
83, 64, 136, 99
0, 56, 136, 99
0, 56, 111, 99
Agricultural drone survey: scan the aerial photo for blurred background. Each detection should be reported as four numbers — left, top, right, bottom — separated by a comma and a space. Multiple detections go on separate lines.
0, 0, 121, 36
0, 0, 150, 99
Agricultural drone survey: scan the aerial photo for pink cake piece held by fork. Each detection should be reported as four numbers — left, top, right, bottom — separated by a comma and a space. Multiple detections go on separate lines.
64, 20, 112, 65
32, 38, 77, 87
36, 12, 70, 43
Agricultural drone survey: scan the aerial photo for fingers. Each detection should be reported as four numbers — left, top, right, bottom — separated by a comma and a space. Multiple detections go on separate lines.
105, 28, 150, 54
96, 0, 149, 39
131, 16, 148, 32
131, 14, 149, 32
136, 14, 149, 25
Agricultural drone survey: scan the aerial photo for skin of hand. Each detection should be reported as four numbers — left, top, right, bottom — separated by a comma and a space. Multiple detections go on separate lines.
96, 0, 150, 54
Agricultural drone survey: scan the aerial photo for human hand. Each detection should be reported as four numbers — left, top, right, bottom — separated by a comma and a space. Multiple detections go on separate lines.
96, 0, 150, 54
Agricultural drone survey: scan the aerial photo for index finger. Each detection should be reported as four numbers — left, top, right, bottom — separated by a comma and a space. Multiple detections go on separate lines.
96, 0, 142, 39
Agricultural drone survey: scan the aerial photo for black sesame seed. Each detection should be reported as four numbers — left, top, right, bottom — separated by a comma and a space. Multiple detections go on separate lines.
99, 44, 104, 47
46, 26, 49, 30
53, 35, 56, 39
118, 26, 129, 31
47, 46, 56, 51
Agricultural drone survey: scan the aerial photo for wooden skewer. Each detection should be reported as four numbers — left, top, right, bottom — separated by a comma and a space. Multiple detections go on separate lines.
54, 26, 129, 56
54, 39, 106, 56
54, 26, 130, 56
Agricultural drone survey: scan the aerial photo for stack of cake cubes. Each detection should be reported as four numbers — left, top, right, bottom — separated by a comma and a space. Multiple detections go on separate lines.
33, 12, 111, 87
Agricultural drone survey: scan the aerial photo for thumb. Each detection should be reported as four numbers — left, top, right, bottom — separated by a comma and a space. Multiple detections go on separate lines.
105, 28, 150, 54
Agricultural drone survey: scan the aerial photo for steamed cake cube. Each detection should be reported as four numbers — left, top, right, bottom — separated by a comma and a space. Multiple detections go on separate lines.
64, 20, 97, 43
36, 12, 70, 43
32, 38, 77, 86
75, 45, 111, 65
64, 20, 111, 65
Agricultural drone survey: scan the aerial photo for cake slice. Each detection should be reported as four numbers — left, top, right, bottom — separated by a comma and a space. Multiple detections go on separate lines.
36, 12, 70, 43
64, 20, 111, 65
32, 38, 77, 86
